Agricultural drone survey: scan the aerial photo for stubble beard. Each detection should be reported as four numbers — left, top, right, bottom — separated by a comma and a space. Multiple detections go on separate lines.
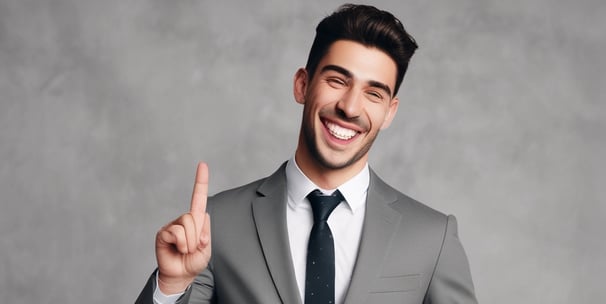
302, 121, 379, 171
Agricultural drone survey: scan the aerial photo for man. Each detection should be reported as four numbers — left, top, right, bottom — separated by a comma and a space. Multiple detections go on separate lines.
137, 4, 477, 304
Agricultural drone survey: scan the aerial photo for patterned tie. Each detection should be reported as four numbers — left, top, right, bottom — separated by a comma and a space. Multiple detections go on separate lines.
305, 189, 344, 304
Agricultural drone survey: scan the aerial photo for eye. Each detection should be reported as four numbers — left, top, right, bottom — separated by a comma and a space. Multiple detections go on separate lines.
366, 90, 384, 102
326, 77, 347, 88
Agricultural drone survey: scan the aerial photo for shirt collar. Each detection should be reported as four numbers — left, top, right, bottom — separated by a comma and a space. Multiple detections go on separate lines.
285, 157, 369, 213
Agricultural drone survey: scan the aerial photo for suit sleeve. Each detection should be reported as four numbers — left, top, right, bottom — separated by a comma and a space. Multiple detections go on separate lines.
178, 267, 216, 303
135, 271, 157, 304
424, 215, 478, 304
134, 267, 215, 304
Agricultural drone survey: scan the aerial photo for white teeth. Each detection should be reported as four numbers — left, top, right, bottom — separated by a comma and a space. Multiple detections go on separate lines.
326, 121, 357, 140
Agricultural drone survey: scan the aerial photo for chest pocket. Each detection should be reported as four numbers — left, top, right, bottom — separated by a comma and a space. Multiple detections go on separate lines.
369, 273, 421, 293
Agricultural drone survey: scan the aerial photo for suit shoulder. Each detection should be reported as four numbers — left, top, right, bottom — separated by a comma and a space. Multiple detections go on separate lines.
206, 163, 286, 210
209, 177, 266, 205
370, 171, 448, 222
394, 189, 447, 219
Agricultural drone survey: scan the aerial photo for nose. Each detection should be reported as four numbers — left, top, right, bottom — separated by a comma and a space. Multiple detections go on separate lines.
336, 89, 362, 119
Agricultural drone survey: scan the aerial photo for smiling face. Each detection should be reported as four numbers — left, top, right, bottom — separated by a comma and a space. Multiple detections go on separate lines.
294, 40, 400, 188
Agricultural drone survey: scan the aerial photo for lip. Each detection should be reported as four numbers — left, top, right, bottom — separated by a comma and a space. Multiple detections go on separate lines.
321, 118, 362, 144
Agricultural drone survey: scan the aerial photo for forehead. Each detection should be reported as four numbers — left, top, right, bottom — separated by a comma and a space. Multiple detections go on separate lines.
316, 40, 398, 91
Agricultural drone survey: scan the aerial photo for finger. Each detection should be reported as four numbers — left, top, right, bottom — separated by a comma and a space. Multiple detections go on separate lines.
190, 162, 209, 226
178, 213, 199, 253
160, 225, 188, 254
199, 213, 211, 248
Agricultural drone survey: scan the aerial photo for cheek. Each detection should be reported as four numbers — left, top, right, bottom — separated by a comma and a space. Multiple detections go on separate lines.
367, 105, 391, 129
315, 84, 346, 103
306, 95, 334, 114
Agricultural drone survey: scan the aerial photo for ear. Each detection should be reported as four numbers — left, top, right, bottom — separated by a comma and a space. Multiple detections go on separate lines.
293, 68, 308, 105
380, 96, 399, 130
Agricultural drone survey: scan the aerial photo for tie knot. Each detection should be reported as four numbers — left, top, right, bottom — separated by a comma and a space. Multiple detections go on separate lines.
307, 189, 344, 222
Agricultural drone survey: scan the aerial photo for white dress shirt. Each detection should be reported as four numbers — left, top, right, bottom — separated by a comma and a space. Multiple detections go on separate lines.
285, 158, 368, 304
153, 159, 369, 303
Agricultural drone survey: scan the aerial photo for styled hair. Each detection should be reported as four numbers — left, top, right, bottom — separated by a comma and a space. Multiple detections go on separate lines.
305, 4, 418, 96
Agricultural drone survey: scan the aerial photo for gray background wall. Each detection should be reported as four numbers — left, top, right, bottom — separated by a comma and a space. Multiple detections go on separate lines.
1, 0, 604, 303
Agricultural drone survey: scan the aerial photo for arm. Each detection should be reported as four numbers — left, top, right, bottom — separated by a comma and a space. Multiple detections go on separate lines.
135, 267, 215, 304
135, 270, 185, 304
136, 163, 214, 303
424, 215, 478, 304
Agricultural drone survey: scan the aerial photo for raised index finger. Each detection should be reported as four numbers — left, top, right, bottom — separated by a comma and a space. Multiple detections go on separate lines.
190, 162, 209, 218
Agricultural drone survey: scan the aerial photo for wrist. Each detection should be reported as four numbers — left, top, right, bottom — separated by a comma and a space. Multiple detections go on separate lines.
157, 272, 192, 295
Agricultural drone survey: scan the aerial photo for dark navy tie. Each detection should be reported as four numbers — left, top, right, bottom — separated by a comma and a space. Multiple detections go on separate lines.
305, 189, 344, 304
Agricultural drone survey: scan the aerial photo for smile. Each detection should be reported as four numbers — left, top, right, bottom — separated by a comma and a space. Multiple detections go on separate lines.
325, 121, 358, 140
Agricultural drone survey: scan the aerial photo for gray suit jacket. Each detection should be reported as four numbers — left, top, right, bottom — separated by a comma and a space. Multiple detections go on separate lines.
137, 163, 477, 303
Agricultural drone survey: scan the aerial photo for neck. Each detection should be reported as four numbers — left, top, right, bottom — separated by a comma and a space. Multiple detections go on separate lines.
294, 149, 367, 190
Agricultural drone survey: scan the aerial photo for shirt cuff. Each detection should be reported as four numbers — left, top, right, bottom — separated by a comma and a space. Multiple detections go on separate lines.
153, 272, 186, 304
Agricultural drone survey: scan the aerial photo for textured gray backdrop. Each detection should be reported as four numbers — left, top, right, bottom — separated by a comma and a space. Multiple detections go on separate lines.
1, 0, 604, 303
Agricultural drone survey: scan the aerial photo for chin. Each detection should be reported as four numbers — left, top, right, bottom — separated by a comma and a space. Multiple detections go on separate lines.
315, 150, 364, 171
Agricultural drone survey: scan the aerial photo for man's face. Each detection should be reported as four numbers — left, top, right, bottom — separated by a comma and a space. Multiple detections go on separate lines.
294, 40, 399, 173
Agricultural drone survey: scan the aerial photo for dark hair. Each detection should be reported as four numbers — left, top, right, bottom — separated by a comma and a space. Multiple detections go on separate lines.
305, 4, 418, 96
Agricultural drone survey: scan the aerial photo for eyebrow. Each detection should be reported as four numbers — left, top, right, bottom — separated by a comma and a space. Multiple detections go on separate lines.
320, 64, 393, 98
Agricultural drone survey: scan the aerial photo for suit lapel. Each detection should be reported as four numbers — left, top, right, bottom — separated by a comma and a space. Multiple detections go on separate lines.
343, 170, 402, 304
251, 164, 302, 304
